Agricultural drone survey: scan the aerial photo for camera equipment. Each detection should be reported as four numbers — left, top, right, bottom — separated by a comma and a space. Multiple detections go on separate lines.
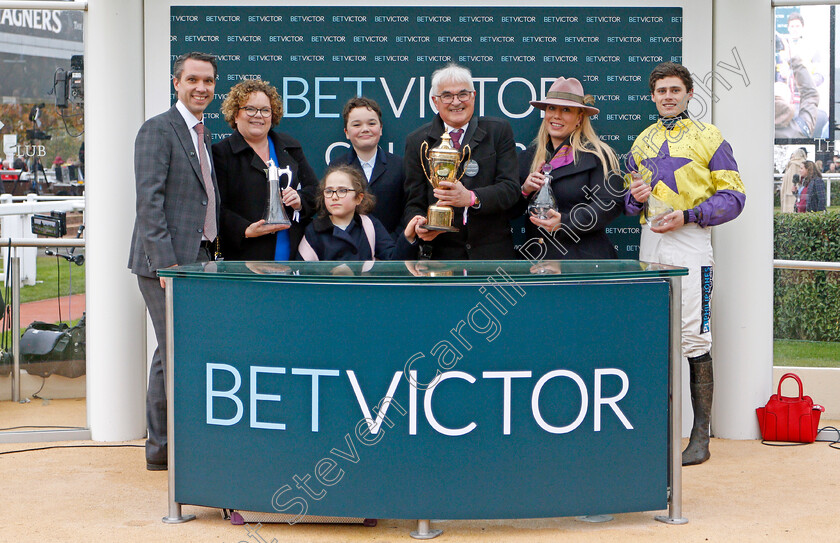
55, 69, 68, 108
31, 211, 67, 238
52, 59, 85, 137
44, 224, 84, 266
25, 130, 51, 141
69, 55, 83, 105
54, 56, 84, 109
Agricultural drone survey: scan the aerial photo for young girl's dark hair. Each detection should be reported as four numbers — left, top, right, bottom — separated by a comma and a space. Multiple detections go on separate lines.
316, 164, 377, 218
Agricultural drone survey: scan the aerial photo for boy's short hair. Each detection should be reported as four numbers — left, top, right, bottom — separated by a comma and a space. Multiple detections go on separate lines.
341, 97, 383, 128
648, 62, 694, 94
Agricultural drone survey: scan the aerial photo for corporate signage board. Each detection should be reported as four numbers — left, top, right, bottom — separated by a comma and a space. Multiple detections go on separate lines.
172, 275, 670, 518
170, 6, 682, 257
0, 8, 82, 42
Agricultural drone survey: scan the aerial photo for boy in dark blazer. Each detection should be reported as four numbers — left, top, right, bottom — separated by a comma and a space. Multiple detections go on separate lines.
329, 96, 406, 237
128, 52, 220, 470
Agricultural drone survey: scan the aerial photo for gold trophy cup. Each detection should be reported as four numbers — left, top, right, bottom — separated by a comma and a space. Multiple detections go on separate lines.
419, 132, 471, 232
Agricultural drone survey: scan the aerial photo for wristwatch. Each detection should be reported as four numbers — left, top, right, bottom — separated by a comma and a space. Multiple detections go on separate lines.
471, 192, 481, 209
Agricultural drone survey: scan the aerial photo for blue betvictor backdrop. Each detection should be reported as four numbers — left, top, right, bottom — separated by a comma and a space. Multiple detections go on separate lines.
172, 277, 670, 518
170, 6, 682, 256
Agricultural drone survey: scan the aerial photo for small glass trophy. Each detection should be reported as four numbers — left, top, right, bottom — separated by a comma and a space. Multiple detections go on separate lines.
645, 194, 675, 228
262, 159, 292, 226
528, 163, 559, 220
632, 171, 673, 228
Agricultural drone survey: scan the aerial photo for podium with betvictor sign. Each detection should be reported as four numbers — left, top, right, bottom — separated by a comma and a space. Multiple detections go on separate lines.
158, 260, 688, 537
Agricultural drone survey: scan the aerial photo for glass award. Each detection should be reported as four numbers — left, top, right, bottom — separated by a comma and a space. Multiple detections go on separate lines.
528, 163, 559, 220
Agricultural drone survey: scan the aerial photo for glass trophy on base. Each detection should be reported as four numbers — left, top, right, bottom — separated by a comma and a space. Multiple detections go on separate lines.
262, 159, 292, 226
632, 171, 673, 228
528, 163, 559, 220
419, 132, 471, 232
645, 194, 675, 229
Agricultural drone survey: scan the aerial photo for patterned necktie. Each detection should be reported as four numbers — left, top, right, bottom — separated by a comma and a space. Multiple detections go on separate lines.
450, 129, 463, 150
193, 122, 217, 241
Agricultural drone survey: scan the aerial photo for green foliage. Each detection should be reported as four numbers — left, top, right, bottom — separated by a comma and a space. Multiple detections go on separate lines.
774, 211, 840, 341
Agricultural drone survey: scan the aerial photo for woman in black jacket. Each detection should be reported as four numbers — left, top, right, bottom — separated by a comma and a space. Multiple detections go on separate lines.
212, 79, 318, 260
516, 76, 623, 260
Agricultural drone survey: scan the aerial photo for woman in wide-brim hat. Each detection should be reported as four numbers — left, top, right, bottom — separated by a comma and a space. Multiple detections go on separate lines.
517, 76, 623, 260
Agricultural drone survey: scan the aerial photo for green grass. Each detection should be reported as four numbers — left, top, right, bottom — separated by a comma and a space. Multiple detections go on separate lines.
17, 256, 85, 304
774, 339, 840, 368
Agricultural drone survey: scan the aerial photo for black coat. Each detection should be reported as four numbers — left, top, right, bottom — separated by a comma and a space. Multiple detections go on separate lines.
403, 115, 519, 260
329, 146, 406, 236
212, 129, 318, 260
297, 213, 417, 261
516, 145, 623, 260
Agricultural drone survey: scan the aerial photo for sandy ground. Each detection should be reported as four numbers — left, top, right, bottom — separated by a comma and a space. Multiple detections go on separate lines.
1, 399, 838, 543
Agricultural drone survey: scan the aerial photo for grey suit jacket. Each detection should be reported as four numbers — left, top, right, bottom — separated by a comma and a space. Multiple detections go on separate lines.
128, 105, 220, 278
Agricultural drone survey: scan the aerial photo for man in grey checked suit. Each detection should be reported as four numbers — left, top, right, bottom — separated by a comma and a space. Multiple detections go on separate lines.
128, 52, 220, 470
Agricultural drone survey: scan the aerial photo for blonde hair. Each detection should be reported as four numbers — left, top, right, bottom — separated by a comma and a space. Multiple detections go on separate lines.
529, 112, 619, 178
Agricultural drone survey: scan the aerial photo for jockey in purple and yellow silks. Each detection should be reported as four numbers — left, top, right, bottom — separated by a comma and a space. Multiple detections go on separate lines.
625, 112, 745, 226
624, 62, 746, 469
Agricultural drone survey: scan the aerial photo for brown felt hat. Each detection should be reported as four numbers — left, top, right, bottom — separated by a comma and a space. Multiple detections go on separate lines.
530, 76, 599, 116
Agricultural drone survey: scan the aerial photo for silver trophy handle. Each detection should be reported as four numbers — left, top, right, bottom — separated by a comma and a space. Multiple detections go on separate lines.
277, 165, 293, 190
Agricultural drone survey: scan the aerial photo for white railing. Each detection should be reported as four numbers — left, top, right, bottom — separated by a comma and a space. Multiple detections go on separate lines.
773, 260, 840, 271
0, 194, 85, 286
2, 238, 85, 403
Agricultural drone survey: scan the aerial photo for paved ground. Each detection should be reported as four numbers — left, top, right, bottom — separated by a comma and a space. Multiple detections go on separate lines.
19, 293, 85, 326
0, 398, 837, 543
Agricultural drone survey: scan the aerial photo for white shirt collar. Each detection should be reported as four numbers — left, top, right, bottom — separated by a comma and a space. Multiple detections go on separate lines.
175, 100, 202, 130
444, 122, 467, 132
359, 148, 378, 169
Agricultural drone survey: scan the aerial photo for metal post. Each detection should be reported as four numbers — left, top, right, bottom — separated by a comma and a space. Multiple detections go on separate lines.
162, 276, 195, 524
10, 255, 20, 402
656, 277, 688, 525
410, 519, 442, 540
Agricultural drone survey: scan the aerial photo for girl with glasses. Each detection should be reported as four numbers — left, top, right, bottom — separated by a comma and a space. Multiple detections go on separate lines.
297, 164, 421, 261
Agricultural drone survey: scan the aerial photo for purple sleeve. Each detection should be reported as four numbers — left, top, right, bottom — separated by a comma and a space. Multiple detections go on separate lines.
693, 190, 746, 227
624, 191, 644, 215
623, 153, 643, 215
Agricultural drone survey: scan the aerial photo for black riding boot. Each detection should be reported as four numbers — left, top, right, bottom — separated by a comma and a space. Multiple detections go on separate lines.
682, 352, 713, 466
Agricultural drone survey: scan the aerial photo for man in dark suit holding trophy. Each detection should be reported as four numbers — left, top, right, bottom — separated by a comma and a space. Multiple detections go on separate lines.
128, 52, 220, 471
403, 63, 519, 260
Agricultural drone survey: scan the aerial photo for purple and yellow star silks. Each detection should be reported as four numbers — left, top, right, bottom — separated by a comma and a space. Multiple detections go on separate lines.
641, 141, 691, 195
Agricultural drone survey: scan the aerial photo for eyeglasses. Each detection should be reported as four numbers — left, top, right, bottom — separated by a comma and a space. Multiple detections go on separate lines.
435, 91, 474, 104
240, 106, 272, 118
324, 188, 356, 198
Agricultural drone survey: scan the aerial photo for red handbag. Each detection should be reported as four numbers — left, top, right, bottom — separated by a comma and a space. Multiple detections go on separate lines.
756, 372, 825, 443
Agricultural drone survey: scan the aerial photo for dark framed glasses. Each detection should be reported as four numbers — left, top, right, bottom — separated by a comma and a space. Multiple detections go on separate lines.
435, 91, 474, 104
240, 106, 272, 118
324, 188, 356, 198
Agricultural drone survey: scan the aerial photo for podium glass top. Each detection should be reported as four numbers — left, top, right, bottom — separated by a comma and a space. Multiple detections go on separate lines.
158, 260, 687, 284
